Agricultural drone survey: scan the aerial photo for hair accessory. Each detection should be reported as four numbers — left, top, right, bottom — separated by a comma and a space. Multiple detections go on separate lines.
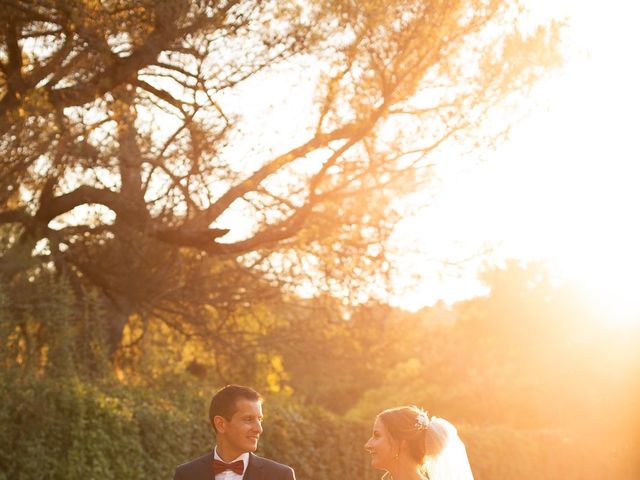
415, 410, 430, 430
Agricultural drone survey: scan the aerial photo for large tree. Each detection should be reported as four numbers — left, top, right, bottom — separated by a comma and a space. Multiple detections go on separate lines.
0, 0, 559, 361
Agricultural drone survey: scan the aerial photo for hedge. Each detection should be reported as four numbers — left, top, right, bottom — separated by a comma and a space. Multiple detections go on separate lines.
0, 374, 377, 480
2, 373, 637, 479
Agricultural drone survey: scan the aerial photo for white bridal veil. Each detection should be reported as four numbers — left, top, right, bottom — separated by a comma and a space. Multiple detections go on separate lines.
422, 417, 474, 480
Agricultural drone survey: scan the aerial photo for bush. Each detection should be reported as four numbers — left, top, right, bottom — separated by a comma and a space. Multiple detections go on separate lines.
259, 396, 377, 480
0, 373, 378, 480
0, 373, 209, 480
4, 372, 634, 480
462, 424, 638, 480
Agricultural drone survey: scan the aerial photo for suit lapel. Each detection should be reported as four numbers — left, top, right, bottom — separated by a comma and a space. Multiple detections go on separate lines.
243, 453, 263, 480
201, 450, 215, 480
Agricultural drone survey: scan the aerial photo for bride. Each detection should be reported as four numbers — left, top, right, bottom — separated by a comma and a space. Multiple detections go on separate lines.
364, 406, 474, 480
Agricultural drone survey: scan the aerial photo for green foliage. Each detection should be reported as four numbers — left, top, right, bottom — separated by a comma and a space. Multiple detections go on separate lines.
259, 396, 378, 480
4, 370, 636, 480
0, 373, 210, 480
3, 258, 639, 479
462, 425, 638, 480
276, 301, 425, 414
0, 373, 379, 480
344, 261, 640, 479
0, 269, 110, 378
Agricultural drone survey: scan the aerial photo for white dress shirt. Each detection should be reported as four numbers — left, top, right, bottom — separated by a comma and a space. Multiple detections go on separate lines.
213, 447, 249, 480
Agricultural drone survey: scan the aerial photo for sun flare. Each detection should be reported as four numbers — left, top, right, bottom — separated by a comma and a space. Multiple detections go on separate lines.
391, 0, 640, 326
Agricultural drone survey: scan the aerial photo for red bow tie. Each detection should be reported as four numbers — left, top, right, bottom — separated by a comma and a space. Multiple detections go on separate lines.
212, 459, 244, 476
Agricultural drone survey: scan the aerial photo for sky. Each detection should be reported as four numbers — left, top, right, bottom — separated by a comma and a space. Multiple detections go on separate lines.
390, 0, 640, 317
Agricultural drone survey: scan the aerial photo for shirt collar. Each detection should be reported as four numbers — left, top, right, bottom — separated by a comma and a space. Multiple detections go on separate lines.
213, 446, 250, 471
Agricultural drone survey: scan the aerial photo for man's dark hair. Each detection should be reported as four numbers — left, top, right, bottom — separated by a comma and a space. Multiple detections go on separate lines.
209, 384, 263, 432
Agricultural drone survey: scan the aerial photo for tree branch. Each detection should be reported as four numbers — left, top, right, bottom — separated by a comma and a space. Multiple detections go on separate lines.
0, 207, 34, 226
133, 78, 189, 114
35, 185, 123, 223
183, 122, 362, 231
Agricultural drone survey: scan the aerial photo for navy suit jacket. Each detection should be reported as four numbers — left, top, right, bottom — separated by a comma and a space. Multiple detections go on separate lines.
174, 452, 296, 480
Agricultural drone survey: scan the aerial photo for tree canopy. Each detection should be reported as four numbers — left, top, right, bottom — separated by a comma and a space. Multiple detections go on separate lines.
0, 0, 559, 360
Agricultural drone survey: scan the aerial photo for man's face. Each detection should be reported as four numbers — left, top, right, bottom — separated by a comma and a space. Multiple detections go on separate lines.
216, 398, 263, 459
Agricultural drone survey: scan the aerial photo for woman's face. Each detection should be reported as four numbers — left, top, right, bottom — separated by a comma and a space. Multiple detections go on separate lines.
364, 417, 396, 470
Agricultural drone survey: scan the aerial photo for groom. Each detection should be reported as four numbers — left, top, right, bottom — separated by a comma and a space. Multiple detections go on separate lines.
174, 384, 296, 480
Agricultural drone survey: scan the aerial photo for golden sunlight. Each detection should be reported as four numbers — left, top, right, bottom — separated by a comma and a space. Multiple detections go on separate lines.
391, 0, 640, 324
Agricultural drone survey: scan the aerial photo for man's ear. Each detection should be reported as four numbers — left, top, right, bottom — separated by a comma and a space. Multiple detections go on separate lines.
214, 415, 226, 433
